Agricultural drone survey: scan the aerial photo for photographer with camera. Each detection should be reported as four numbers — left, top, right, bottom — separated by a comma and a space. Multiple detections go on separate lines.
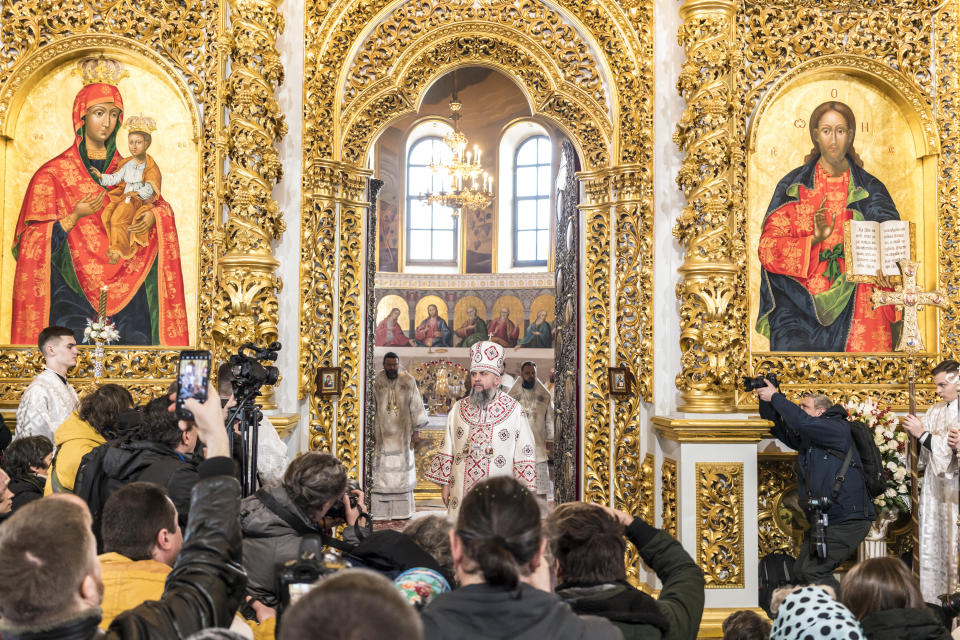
754, 376, 875, 590
240, 451, 370, 609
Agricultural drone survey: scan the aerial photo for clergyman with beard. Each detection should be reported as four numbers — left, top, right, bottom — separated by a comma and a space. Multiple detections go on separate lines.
425, 341, 538, 519
508, 361, 554, 511
371, 352, 429, 520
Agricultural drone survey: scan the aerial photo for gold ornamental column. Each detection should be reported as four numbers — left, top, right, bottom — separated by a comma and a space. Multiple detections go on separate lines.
673, 0, 740, 412
216, 0, 288, 408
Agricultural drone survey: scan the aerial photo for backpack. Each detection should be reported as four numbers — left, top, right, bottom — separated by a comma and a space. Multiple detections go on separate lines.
758, 551, 797, 618
828, 419, 886, 498
73, 442, 144, 551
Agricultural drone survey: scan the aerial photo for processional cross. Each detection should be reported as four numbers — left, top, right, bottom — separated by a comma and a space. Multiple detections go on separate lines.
871, 260, 947, 575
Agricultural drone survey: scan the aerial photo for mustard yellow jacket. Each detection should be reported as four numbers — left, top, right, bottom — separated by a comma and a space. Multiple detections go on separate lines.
44, 411, 106, 495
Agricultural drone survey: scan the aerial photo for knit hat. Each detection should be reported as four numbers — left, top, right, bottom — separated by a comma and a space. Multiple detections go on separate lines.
770, 586, 864, 640
394, 567, 451, 610
470, 341, 505, 375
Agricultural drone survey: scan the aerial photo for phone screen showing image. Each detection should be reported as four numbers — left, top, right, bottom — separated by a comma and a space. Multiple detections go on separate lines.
177, 350, 211, 406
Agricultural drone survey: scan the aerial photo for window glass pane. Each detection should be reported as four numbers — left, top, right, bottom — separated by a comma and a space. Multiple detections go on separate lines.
516, 167, 537, 196
537, 137, 552, 162
408, 200, 432, 229
432, 231, 455, 261
432, 206, 455, 230
516, 138, 538, 166
409, 230, 432, 260
409, 139, 436, 166
537, 230, 551, 262
408, 167, 432, 196
537, 166, 552, 195
516, 231, 536, 262
537, 198, 550, 230
433, 142, 452, 164
516, 200, 537, 230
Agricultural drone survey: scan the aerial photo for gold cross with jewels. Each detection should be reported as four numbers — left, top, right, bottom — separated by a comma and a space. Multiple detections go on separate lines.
870, 260, 947, 353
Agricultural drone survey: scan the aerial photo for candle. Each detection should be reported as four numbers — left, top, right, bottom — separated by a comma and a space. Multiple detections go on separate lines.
97, 286, 107, 321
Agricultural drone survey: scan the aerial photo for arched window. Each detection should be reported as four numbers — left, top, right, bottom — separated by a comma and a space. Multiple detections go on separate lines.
512, 135, 552, 266
406, 136, 457, 266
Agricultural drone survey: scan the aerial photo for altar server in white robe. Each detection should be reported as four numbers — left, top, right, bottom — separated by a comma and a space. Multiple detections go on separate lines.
902, 359, 960, 603
15, 326, 80, 444
426, 341, 537, 520
371, 352, 429, 520
508, 361, 554, 509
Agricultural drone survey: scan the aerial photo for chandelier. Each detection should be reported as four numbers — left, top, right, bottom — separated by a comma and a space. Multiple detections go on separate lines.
419, 73, 494, 216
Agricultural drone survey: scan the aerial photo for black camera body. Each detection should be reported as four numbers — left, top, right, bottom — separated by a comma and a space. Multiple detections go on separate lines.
276, 535, 351, 624
801, 496, 832, 559
229, 342, 281, 395
743, 372, 779, 392
325, 478, 361, 522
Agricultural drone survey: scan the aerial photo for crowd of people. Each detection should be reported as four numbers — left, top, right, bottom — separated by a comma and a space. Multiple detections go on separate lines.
1, 326, 959, 639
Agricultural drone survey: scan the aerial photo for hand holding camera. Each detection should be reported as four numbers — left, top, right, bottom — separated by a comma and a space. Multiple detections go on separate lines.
744, 373, 779, 402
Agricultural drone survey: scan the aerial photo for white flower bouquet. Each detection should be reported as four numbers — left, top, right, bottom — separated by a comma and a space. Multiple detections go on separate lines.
845, 398, 910, 514
83, 317, 120, 344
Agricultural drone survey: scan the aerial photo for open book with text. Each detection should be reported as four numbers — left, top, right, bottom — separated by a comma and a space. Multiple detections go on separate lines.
842, 219, 916, 284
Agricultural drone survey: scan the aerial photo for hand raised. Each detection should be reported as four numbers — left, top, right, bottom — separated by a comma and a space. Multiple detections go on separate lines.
810, 205, 834, 246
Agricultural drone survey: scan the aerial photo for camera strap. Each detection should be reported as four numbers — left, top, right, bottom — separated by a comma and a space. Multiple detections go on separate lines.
256, 489, 355, 554
831, 446, 854, 502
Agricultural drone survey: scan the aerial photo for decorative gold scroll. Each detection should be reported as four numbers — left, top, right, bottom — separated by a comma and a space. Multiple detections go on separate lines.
674, 0, 959, 410
661, 458, 679, 538
696, 462, 744, 588
300, 0, 656, 516
758, 453, 802, 557
0, 2, 230, 399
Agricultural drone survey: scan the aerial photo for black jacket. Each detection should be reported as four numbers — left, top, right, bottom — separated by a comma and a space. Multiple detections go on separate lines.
101, 440, 201, 529
556, 519, 705, 640
422, 582, 623, 640
860, 607, 952, 640
8, 473, 44, 513
764, 393, 876, 523
0, 457, 246, 640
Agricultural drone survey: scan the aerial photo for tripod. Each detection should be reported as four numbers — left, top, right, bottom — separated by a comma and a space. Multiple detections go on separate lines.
225, 385, 262, 497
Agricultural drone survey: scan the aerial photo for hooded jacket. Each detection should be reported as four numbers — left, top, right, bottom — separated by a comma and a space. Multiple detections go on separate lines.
764, 394, 876, 524
45, 411, 106, 495
860, 607, 951, 640
0, 458, 245, 640
421, 582, 623, 640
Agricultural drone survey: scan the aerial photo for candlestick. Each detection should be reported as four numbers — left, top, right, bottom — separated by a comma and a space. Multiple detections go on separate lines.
97, 286, 107, 321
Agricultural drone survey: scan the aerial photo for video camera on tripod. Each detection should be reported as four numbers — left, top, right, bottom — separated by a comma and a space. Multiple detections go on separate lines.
225, 342, 281, 497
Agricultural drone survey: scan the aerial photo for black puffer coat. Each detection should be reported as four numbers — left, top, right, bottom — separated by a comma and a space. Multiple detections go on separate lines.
860, 607, 952, 640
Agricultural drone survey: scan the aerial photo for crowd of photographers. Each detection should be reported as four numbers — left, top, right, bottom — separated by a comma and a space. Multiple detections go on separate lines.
0, 332, 959, 639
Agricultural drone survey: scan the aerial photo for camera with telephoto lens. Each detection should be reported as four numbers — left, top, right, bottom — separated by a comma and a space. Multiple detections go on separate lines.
937, 592, 960, 623
229, 342, 281, 395
324, 478, 362, 522
276, 535, 352, 625
800, 496, 832, 559
743, 372, 779, 392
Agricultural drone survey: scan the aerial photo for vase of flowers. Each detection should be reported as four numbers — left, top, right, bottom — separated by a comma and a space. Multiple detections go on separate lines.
84, 317, 120, 379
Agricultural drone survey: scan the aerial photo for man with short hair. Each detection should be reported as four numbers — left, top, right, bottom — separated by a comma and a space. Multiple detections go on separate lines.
0, 385, 245, 638
426, 340, 537, 519
240, 451, 368, 607
757, 380, 875, 589
371, 352, 428, 520
15, 325, 79, 443
548, 502, 705, 640
97, 482, 183, 628
218, 362, 290, 483
902, 359, 960, 603
508, 361, 554, 509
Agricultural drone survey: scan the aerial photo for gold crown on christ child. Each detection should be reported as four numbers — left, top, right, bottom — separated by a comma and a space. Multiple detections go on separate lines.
76, 55, 128, 86
125, 115, 157, 135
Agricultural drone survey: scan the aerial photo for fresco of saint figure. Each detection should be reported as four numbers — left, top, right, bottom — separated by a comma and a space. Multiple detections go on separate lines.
756, 101, 900, 352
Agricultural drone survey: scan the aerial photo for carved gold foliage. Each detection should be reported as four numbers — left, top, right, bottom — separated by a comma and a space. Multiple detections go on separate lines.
696, 462, 744, 588
0, 3, 224, 388
758, 456, 801, 557
661, 458, 678, 538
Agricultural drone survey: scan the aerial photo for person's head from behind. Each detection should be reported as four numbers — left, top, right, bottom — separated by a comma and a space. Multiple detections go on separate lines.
799, 392, 830, 418
452, 476, 542, 589
841, 557, 923, 620
2, 435, 53, 479
78, 383, 135, 440
101, 481, 182, 567
279, 569, 422, 640
403, 515, 454, 582
546, 502, 625, 585
282, 451, 348, 524
722, 610, 771, 640
37, 325, 78, 372
0, 496, 102, 625
140, 395, 196, 453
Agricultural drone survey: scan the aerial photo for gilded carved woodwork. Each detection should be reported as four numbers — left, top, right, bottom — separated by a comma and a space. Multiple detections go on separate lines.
300, 0, 656, 510
758, 455, 802, 557
675, 0, 959, 409
696, 462, 745, 588
661, 458, 678, 538
0, 2, 226, 396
